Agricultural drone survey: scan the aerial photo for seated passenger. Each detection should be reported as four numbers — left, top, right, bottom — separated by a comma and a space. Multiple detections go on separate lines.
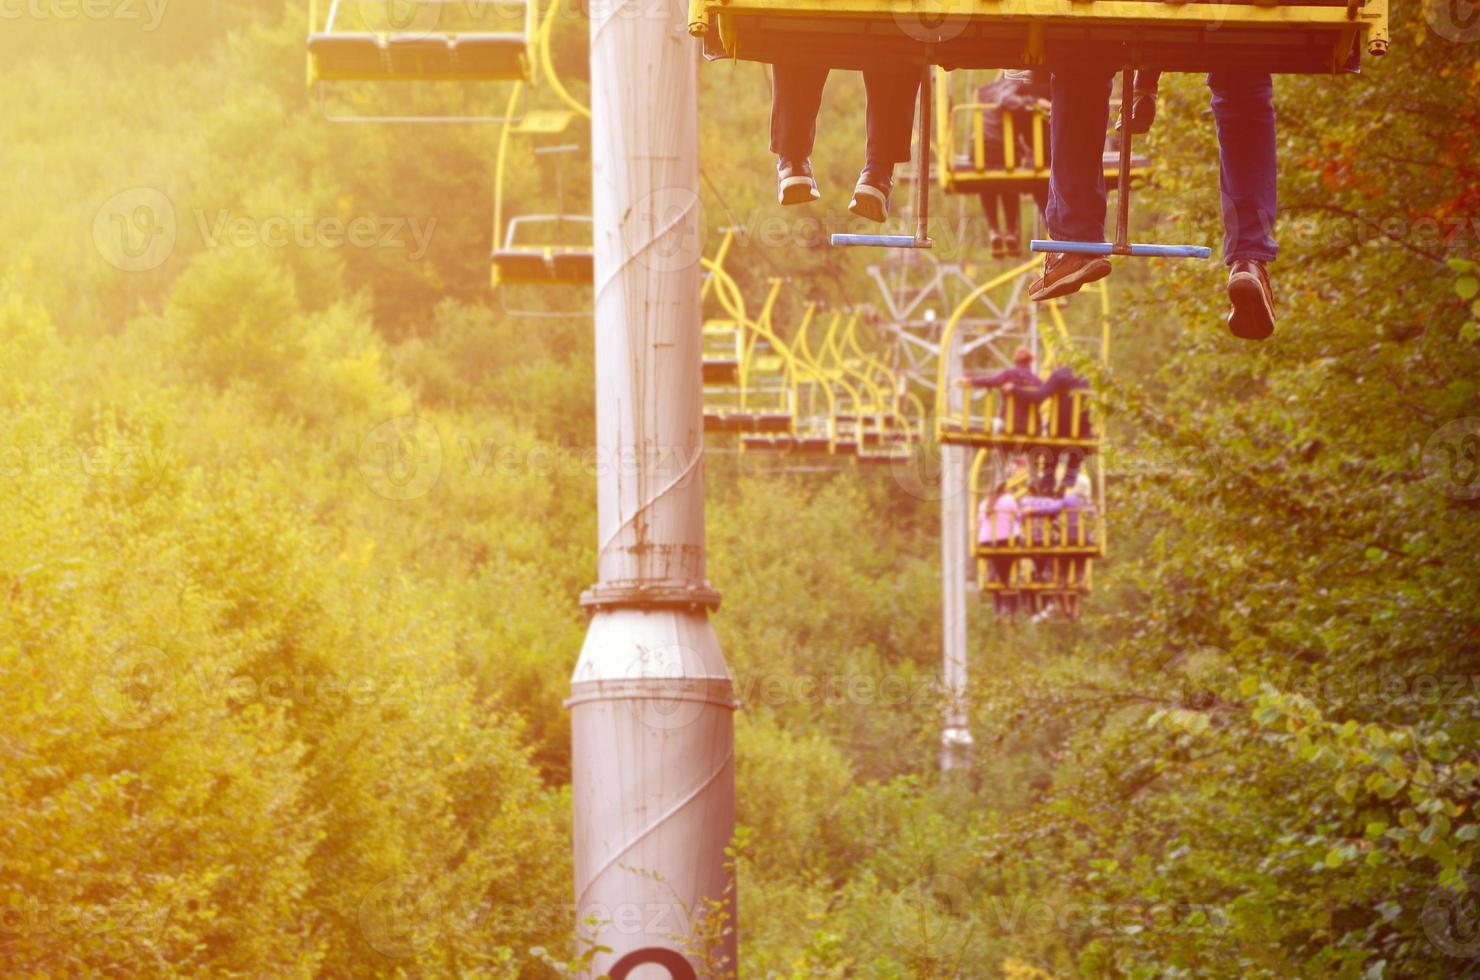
1004, 365, 1092, 436
954, 346, 1042, 436
771, 64, 920, 224
977, 479, 1022, 617
1002, 364, 1094, 490
975, 70, 1050, 258
1019, 473, 1065, 585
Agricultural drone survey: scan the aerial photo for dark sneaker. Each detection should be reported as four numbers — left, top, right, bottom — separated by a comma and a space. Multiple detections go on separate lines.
1226, 259, 1275, 340
1029, 250, 1112, 302
777, 157, 819, 206
1116, 90, 1158, 135
848, 170, 893, 224
989, 230, 1007, 259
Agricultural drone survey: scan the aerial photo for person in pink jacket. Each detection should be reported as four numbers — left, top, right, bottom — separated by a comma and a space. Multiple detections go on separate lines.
978, 479, 1022, 616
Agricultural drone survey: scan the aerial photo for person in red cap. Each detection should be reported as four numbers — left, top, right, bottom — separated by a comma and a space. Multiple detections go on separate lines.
953, 346, 1043, 436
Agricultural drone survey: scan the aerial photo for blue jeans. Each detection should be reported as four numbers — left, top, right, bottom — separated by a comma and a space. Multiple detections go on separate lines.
1045, 70, 1278, 265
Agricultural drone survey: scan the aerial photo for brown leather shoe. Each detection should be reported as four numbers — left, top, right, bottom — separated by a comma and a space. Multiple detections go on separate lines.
1029, 251, 1112, 302
1227, 259, 1275, 340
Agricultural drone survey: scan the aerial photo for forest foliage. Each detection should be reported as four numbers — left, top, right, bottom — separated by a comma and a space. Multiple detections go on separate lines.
0, 1, 1476, 976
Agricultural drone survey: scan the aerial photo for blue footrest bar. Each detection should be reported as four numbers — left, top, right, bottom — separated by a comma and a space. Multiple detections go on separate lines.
1030, 239, 1212, 259
831, 234, 933, 249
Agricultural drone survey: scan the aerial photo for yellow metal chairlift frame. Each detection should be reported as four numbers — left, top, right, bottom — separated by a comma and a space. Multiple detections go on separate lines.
700, 234, 789, 430
833, 313, 922, 463
691, 0, 1387, 252
811, 310, 920, 464
791, 309, 872, 458
700, 266, 846, 452
700, 231, 746, 386
308, 0, 538, 123
487, 3, 597, 301
690, 0, 1387, 77
489, 112, 595, 307
735, 292, 848, 456
702, 271, 801, 436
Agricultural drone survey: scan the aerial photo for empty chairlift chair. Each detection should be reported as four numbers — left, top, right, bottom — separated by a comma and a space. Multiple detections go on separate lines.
491, 214, 594, 285
702, 318, 743, 386
308, 0, 535, 122
735, 302, 843, 457
309, 0, 534, 82
702, 325, 797, 434
490, 122, 596, 314
818, 310, 919, 464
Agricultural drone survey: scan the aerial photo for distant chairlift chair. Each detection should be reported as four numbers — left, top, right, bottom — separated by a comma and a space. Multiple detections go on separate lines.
308, 0, 536, 123
491, 127, 595, 316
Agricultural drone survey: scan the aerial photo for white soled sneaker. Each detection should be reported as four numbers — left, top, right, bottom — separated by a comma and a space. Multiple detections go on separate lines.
777, 157, 820, 207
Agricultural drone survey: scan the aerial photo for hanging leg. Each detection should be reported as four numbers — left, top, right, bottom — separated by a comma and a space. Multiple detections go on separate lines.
832, 63, 934, 249
1032, 66, 1211, 259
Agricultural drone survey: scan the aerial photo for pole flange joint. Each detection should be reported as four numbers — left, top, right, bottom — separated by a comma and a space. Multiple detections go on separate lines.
580, 582, 723, 612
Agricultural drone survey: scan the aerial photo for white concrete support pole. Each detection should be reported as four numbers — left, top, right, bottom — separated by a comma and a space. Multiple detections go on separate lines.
940, 328, 972, 771
571, 0, 737, 976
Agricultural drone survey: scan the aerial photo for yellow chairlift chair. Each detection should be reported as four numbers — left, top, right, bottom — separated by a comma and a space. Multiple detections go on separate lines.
702, 268, 800, 437
690, 0, 1387, 252
938, 69, 1154, 195
935, 251, 1111, 451
308, 0, 537, 122
489, 110, 595, 314
971, 448, 1106, 620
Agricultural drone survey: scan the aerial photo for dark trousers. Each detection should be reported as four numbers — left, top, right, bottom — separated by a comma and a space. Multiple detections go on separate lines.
1045, 69, 1278, 265
1057, 447, 1084, 490
770, 63, 920, 170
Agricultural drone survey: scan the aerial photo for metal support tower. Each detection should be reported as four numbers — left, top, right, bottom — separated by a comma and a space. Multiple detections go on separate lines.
570, 3, 737, 975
